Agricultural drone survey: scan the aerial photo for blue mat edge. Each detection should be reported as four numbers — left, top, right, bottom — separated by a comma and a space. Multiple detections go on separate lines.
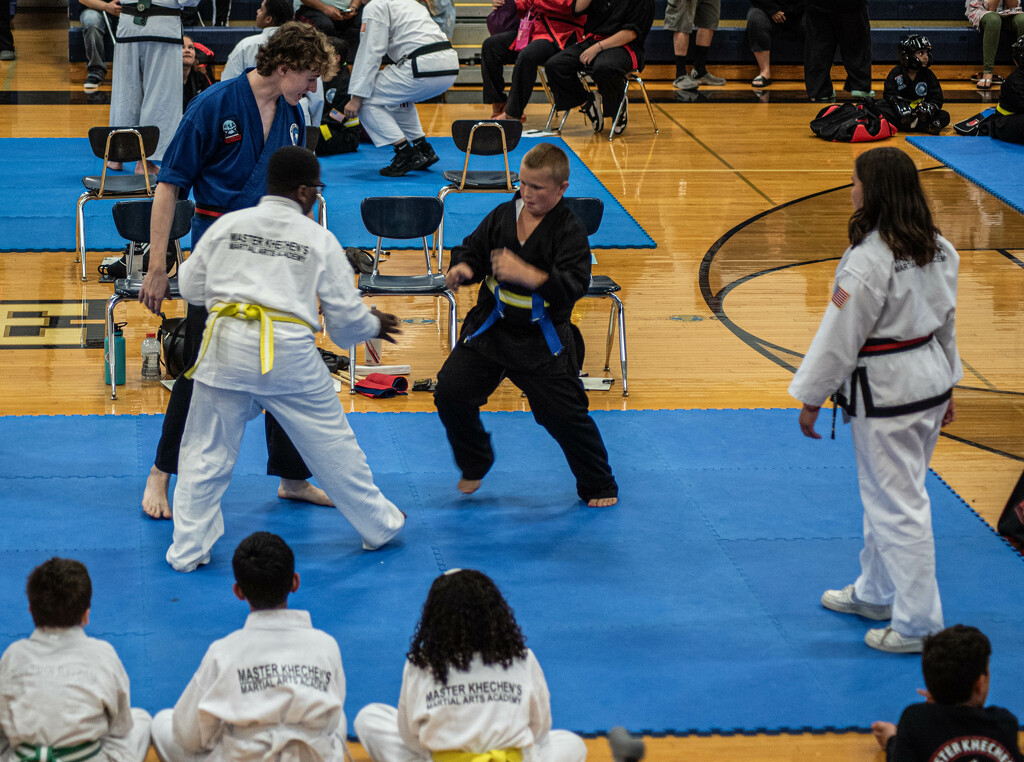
906, 136, 1024, 217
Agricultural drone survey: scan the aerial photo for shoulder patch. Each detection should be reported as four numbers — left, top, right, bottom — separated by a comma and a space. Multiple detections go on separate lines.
831, 285, 850, 309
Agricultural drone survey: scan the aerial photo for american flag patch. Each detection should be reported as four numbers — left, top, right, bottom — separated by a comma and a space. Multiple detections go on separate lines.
832, 285, 850, 309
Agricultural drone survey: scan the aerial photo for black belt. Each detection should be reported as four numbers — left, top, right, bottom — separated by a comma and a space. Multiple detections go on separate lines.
120, 4, 182, 16
858, 334, 933, 356
194, 203, 228, 219
396, 40, 453, 65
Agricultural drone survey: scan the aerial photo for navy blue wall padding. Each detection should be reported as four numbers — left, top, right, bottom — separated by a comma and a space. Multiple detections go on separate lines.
0, 136, 652, 253
907, 136, 1024, 216
652, 0, 966, 21
1, 410, 1022, 736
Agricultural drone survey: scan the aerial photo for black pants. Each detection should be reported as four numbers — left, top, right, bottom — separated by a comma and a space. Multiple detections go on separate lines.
0, 0, 14, 53
480, 31, 559, 118
153, 301, 311, 480
803, 5, 871, 100
989, 113, 1024, 144
745, 6, 803, 54
433, 341, 618, 502
545, 43, 634, 116
295, 7, 361, 65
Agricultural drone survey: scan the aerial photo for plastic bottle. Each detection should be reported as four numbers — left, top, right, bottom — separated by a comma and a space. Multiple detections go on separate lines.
104, 326, 126, 386
141, 332, 162, 380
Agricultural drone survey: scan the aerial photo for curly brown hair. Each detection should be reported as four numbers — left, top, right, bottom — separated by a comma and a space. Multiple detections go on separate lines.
407, 569, 528, 685
255, 21, 338, 80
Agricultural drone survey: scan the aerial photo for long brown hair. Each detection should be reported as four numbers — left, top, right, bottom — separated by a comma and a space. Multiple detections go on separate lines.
848, 146, 941, 266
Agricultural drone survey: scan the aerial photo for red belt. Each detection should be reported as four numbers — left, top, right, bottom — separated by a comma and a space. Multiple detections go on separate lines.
194, 205, 227, 219
859, 334, 932, 355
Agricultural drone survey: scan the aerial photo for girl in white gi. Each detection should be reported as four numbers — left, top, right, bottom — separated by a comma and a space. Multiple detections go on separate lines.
152, 532, 350, 762
790, 146, 961, 654
343, 0, 459, 176
354, 569, 587, 762
0, 558, 152, 762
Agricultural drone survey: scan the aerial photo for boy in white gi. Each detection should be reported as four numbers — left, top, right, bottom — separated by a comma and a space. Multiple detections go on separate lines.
354, 569, 586, 762
791, 146, 960, 654
0, 558, 152, 762
343, 0, 459, 176
152, 532, 349, 761
165, 146, 405, 572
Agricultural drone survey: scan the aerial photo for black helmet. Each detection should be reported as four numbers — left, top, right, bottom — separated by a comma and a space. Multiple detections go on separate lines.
1013, 34, 1024, 68
898, 34, 933, 70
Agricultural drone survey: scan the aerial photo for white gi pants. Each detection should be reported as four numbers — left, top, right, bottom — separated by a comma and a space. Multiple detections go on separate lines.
353, 704, 587, 762
166, 377, 405, 572
360, 65, 457, 146
850, 404, 945, 637
151, 709, 349, 762
109, 40, 184, 161
0, 708, 153, 762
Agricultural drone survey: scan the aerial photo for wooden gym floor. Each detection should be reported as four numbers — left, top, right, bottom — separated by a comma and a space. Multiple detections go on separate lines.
1, 12, 1022, 761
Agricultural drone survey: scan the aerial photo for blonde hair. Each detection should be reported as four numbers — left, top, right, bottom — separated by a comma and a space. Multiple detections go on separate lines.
521, 142, 570, 186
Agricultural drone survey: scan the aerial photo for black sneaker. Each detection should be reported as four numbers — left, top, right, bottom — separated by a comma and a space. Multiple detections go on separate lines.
412, 138, 439, 169
611, 101, 628, 136
581, 95, 603, 132
84, 73, 103, 91
379, 142, 429, 177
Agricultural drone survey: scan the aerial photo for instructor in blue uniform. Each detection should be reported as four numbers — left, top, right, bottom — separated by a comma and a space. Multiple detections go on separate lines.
138, 22, 338, 519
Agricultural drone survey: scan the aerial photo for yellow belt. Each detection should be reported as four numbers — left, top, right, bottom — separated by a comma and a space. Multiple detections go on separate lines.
996, 103, 1014, 116
432, 749, 522, 762
185, 302, 315, 378
484, 275, 549, 309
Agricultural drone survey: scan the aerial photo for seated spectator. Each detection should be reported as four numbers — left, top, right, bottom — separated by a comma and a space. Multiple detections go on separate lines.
966, 0, 1024, 89
879, 34, 949, 134
220, 0, 294, 79
870, 625, 1024, 762
667, 0, 727, 90
0, 557, 152, 762
354, 569, 588, 762
294, 0, 362, 65
544, 0, 654, 135
182, 35, 213, 109
803, 0, 872, 102
745, 0, 803, 88
79, 0, 120, 90
480, 0, 586, 121
151, 532, 350, 761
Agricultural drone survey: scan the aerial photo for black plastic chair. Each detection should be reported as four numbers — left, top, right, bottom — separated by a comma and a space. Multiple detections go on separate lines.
562, 196, 628, 397
435, 119, 523, 256
104, 198, 194, 399
349, 196, 456, 393
76, 125, 160, 281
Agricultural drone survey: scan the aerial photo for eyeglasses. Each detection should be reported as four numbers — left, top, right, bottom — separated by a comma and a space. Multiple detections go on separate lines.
306, 183, 326, 193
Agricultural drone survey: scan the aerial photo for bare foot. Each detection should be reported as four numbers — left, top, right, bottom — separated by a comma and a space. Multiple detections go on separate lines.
588, 496, 618, 507
106, 161, 123, 171
871, 721, 896, 749
457, 478, 482, 494
278, 478, 333, 506
135, 160, 159, 176
142, 465, 172, 519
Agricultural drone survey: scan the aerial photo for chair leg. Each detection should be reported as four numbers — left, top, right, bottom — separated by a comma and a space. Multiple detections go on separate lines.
609, 293, 628, 397
76, 193, 93, 281
609, 79, 630, 143
603, 300, 616, 373
105, 293, 124, 400
349, 343, 357, 394
636, 74, 659, 135
435, 187, 452, 262
441, 291, 458, 350
317, 192, 328, 229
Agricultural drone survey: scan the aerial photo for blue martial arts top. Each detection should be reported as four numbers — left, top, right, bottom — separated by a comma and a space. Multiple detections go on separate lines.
159, 70, 306, 241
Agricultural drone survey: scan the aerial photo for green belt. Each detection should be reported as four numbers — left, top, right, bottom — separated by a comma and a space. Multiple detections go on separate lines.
185, 301, 315, 378
432, 748, 523, 762
15, 740, 102, 762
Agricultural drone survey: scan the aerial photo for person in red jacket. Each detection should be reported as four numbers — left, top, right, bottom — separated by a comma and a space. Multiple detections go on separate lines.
480, 0, 585, 121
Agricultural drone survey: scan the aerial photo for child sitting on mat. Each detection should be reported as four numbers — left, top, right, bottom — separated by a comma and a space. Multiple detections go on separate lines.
0, 557, 153, 762
354, 568, 587, 762
151, 532, 350, 762
880, 34, 950, 135
955, 35, 1024, 142
870, 625, 1024, 762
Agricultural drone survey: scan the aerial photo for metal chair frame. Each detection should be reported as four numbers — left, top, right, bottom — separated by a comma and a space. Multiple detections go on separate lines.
544, 69, 659, 142
76, 126, 159, 281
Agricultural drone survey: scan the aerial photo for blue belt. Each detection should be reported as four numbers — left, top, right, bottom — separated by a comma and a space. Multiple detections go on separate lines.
463, 276, 563, 356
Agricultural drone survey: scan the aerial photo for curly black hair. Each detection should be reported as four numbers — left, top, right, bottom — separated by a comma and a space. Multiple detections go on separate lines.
407, 569, 527, 685
27, 557, 92, 628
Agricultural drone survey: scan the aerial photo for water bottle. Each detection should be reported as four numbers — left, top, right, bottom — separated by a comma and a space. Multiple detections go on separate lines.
104, 325, 126, 386
141, 332, 162, 380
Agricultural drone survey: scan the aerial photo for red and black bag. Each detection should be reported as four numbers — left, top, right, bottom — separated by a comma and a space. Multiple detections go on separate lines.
810, 100, 897, 143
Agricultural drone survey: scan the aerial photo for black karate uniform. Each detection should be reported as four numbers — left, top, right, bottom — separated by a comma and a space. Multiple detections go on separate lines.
803, 0, 872, 100
884, 702, 1024, 762
880, 65, 949, 134
433, 195, 618, 502
986, 66, 1024, 143
544, 0, 655, 117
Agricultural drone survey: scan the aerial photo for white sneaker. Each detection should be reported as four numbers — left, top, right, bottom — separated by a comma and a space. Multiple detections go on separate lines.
672, 73, 700, 90
865, 626, 925, 654
821, 584, 892, 620
691, 69, 726, 86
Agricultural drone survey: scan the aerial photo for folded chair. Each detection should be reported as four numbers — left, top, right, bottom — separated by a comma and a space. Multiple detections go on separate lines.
105, 198, 194, 400
349, 196, 456, 393
76, 125, 159, 281
562, 196, 628, 396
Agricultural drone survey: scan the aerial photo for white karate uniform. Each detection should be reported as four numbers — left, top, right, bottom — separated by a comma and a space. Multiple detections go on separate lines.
166, 194, 405, 572
220, 28, 326, 127
0, 628, 151, 762
348, 0, 458, 146
150, 609, 348, 762
109, 0, 199, 161
790, 230, 962, 638
354, 651, 586, 762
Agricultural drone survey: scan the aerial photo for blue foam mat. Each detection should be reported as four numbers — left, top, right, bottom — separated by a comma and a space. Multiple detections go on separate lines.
1, 409, 1022, 735
907, 135, 1024, 215
0, 137, 653, 253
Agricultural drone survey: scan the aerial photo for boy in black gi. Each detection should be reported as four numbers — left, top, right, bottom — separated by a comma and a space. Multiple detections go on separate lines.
871, 625, 1024, 762
434, 143, 618, 507
881, 34, 950, 135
